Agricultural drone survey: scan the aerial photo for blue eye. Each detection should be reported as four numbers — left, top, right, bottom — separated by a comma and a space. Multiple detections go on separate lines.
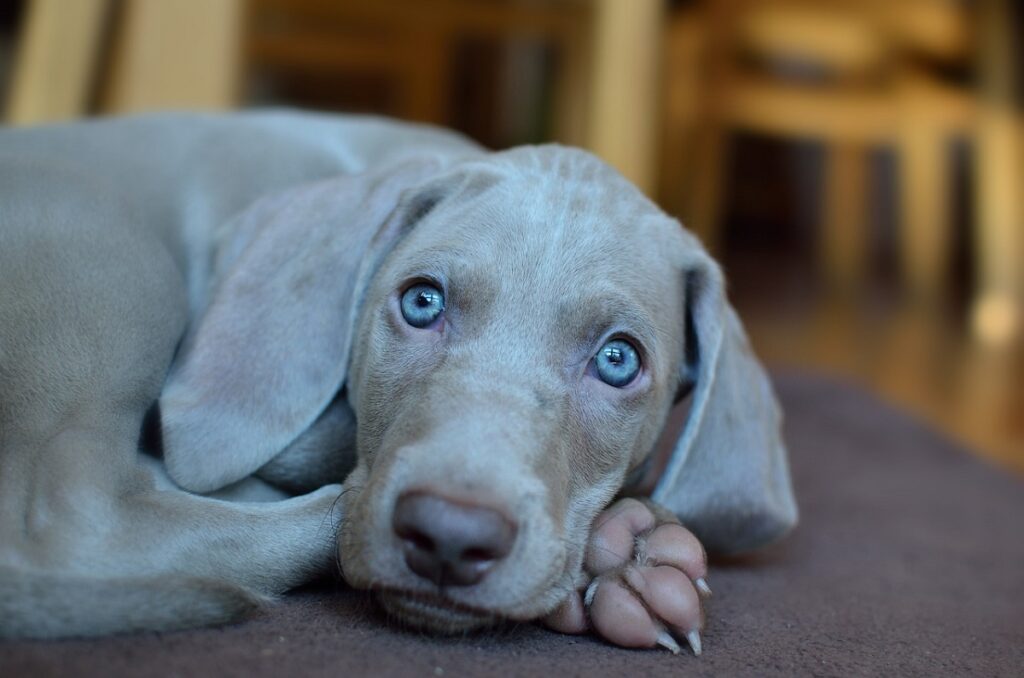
594, 339, 641, 387
400, 283, 445, 328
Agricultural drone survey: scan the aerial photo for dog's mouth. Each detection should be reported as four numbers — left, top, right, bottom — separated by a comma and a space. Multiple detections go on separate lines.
376, 590, 499, 633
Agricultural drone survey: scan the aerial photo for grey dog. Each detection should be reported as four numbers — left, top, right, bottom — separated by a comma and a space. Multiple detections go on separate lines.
0, 111, 796, 652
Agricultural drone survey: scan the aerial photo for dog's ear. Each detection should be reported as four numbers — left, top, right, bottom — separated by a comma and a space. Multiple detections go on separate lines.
161, 158, 445, 493
651, 249, 798, 554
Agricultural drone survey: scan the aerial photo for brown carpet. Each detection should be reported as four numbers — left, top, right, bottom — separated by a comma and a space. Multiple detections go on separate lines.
2, 373, 1022, 677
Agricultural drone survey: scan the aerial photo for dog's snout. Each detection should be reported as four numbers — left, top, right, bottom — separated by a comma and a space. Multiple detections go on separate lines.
393, 491, 517, 587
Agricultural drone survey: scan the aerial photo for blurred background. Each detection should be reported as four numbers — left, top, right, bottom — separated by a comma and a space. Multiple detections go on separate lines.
1, 0, 1020, 472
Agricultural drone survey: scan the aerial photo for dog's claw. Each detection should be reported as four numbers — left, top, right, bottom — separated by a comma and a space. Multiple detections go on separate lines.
695, 577, 712, 597
656, 630, 681, 655
686, 630, 702, 656
583, 578, 599, 607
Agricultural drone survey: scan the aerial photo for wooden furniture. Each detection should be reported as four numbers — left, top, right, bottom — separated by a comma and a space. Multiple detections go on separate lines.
245, 0, 662, 192
971, 0, 1021, 344
5, 0, 112, 124
104, 0, 243, 113
4, 0, 663, 195
662, 0, 975, 292
244, 0, 589, 148
586, 0, 663, 194
660, 0, 1020, 344
5, 0, 242, 121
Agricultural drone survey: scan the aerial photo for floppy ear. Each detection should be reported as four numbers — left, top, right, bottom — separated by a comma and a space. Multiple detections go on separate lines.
161, 158, 444, 493
651, 249, 798, 555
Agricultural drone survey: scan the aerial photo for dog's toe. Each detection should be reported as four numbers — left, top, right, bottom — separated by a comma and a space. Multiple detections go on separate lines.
585, 498, 655, 574
587, 575, 661, 648
586, 563, 703, 654
561, 497, 708, 655
638, 522, 707, 582
541, 590, 588, 634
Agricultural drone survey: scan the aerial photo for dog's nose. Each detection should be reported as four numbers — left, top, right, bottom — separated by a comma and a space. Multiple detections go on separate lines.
392, 491, 517, 587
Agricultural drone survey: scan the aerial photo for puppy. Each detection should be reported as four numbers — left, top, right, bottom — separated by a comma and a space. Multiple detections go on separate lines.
0, 112, 796, 652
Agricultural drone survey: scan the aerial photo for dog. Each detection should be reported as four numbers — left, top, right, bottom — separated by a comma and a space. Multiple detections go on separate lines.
0, 111, 796, 654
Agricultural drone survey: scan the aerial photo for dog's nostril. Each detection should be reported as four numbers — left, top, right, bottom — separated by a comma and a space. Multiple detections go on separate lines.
461, 547, 495, 563
399, 529, 436, 554
392, 491, 517, 587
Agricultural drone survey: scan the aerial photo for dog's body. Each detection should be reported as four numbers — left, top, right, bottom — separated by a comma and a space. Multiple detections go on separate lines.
0, 111, 796, 651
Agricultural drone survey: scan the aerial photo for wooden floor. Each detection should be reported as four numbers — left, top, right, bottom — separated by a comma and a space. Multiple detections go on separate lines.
736, 293, 1023, 475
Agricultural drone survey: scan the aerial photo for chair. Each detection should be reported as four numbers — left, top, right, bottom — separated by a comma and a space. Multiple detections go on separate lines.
660, 0, 982, 304
4, 0, 666, 196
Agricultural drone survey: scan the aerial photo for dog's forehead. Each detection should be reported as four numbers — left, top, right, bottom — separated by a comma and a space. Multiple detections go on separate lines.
489, 145, 666, 231
471, 151, 671, 294
416, 146, 685, 280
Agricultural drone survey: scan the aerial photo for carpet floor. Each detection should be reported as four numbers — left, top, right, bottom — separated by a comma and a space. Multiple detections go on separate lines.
2, 373, 1021, 677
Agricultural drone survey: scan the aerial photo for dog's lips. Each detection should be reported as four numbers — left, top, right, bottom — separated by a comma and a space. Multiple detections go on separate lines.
377, 590, 499, 633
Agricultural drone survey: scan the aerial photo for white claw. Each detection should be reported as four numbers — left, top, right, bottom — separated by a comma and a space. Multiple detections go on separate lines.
686, 630, 702, 656
695, 578, 712, 597
583, 579, 599, 607
656, 630, 681, 655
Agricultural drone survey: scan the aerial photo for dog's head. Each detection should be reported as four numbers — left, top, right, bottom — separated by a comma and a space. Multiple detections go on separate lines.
161, 146, 796, 631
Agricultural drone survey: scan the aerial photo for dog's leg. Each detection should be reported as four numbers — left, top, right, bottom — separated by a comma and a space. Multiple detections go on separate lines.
543, 498, 709, 655
255, 395, 359, 494
0, 173, 341, 637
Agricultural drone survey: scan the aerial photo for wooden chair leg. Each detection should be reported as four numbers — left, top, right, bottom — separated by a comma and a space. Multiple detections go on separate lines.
897, 119, 951, 304
400, 32, 450, 126
552, 26, 591, 147
5, 0, 113, 125
972, 111, 1022, 345
687, 123, 729, 252
657, 113, 691, 224
822, 141, 869, 294
971, 0, 1021, 345
103, 0, 243, 113
658, 9, 708, 229
585, 0, 663, 195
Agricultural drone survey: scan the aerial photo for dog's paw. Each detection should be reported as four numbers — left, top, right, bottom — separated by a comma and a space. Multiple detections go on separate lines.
543, 498, 709, 655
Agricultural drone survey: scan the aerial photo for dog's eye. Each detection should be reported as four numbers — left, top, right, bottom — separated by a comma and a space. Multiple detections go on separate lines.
400, 283, 445, 328
594, 338, 641, 387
